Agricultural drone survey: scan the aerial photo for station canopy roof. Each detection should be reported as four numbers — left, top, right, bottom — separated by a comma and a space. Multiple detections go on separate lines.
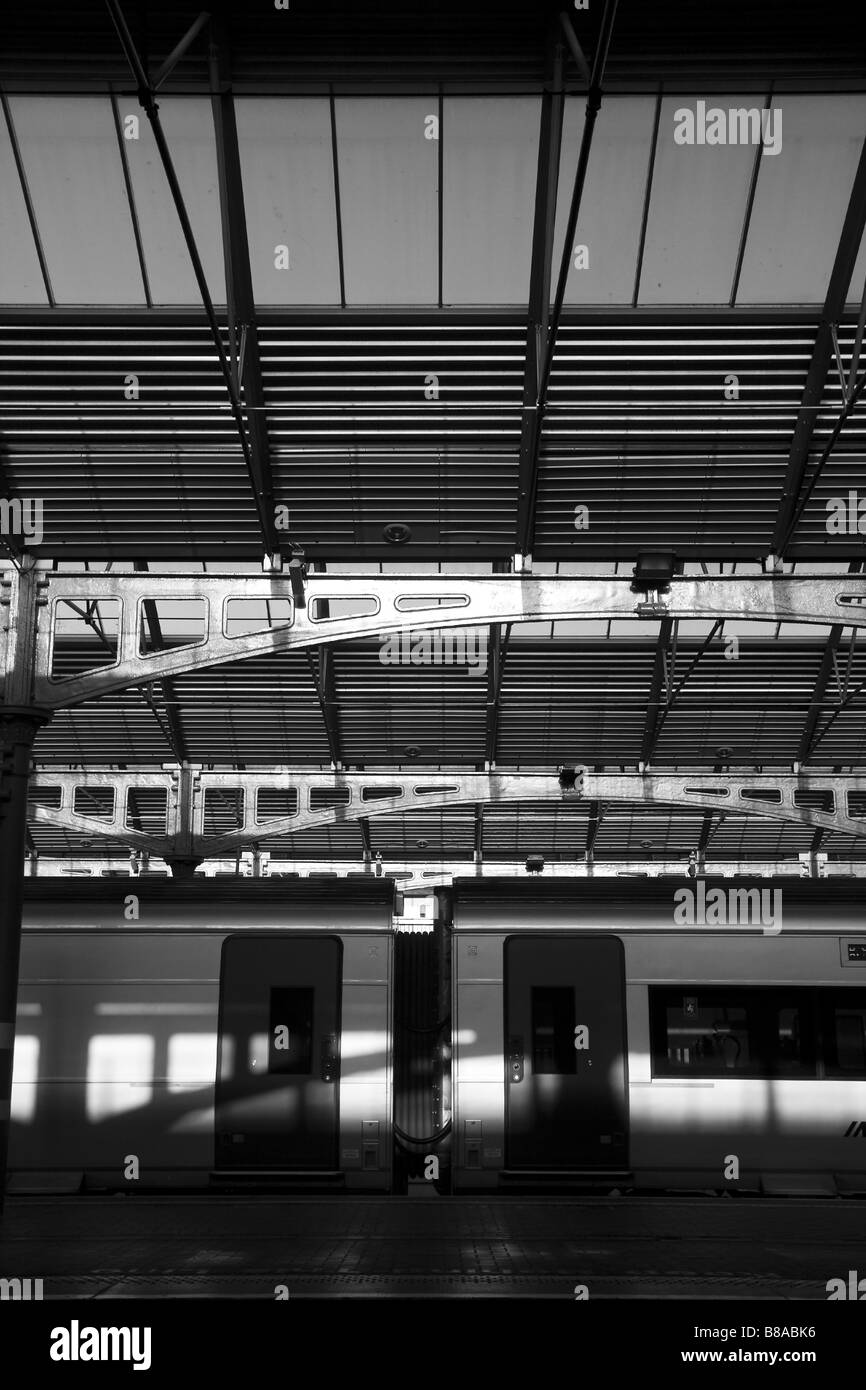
3, 0, 866, 874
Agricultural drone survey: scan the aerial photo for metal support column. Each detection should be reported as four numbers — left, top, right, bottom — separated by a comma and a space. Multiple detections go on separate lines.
164, 761, 202, 878
0, 558, 50, 1214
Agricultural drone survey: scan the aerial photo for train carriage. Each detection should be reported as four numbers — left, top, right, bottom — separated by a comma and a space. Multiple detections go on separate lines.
10, 878, 396, 1192
448, 877, 866, 1194
9, 874, 866, 1199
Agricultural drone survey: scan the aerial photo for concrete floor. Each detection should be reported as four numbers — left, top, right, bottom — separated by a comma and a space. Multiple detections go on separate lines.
0, 1193, 863, 1297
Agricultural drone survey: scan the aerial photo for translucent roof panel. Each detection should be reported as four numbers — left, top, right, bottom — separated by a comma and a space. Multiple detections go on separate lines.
9, 97, 144, 304
335, 98, 438, 304
443, 97, 540, 304
737, 95, 866, 305
555, 96, 656, 305
638, 96, 756, 304
235, 98, 340, 306
124, 97, 225, 306
0, 106, 47, 303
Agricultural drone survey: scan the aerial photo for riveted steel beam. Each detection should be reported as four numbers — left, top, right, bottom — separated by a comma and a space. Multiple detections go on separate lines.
24, 570, 866, 709
27, 767, 866, 859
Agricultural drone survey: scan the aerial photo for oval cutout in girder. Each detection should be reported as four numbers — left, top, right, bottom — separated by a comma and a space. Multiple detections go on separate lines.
255, 787, 299, 822
793, 789, 834, 812
836, 594, 866, 607
740, 788, 782, 803
361, 785, 404, 801
72, 786, 116, 821
224, 597, 292, 638
683, 786, 730, 797
413, 784, 460, 796
395, 594, 470, 612
310, 786, 352, 809
308, 595, 379, 622
28, 786, 62, 810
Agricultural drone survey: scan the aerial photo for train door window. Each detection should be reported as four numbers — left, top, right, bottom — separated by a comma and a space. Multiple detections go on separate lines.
651, 991, 753, 1076
268, 987, 313, 1074
822, 993, 866, 1077
531, 986, 576, 1074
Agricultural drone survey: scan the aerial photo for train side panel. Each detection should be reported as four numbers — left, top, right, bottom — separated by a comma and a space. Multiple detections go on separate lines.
626, 931, 866, 1190
9, 879, 395, 1191
450, 876, 866, 1193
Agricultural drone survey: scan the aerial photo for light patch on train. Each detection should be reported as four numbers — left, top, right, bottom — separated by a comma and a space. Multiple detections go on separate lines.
673, 885, 782, 934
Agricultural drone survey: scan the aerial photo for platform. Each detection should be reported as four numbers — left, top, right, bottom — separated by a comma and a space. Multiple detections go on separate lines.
0, 1194, 862, 1299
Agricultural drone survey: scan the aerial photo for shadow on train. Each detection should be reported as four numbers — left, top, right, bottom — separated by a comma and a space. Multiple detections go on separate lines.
8, 876, 866, 1196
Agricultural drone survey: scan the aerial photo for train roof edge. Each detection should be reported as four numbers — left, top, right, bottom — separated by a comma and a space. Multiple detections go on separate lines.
21, 876, 397, 908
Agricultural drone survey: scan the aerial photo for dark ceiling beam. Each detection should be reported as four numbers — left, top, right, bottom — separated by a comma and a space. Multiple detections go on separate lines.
772, 135, 866, 557
798, 561, 862, 765
697, 811, 715, 856
585, 799, 602, 857
132, 560, 189, 764
776, 366, 866, 558
357, 815, 372, 862
641, 616, 674, 764
307, 646, 343, 770
484, 559, 511, 766
517, 0, 619, 556
695, 753, 731, 861
104, 0, 279, 556
0, 305, 833, 327
515, 30, 564, 557
208, 20, 280, 560
536, 0, 619, 409
153, 11, 211, 91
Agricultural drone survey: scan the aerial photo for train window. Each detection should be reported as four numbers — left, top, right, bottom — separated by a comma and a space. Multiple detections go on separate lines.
651, 989, 819, 1079
822, 994, 866, 1077
653, 994, 753, 1076
268, 987, 313, 1075
531, 987, 576, 1074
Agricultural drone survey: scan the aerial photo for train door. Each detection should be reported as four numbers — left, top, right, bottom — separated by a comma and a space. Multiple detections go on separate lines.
215, 936, 342, 1169
504, 936, 628, 1169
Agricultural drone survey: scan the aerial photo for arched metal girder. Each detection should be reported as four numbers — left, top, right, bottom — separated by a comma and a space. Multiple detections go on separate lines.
27, 767, 866, 861
13, 570, 866, 709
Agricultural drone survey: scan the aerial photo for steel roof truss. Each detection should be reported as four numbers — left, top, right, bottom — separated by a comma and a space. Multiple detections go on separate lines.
26, 767, 866, 861
26, 570, 866, 709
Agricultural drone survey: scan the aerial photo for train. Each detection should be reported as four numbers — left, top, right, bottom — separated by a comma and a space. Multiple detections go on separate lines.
8, 876, 866, 1197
